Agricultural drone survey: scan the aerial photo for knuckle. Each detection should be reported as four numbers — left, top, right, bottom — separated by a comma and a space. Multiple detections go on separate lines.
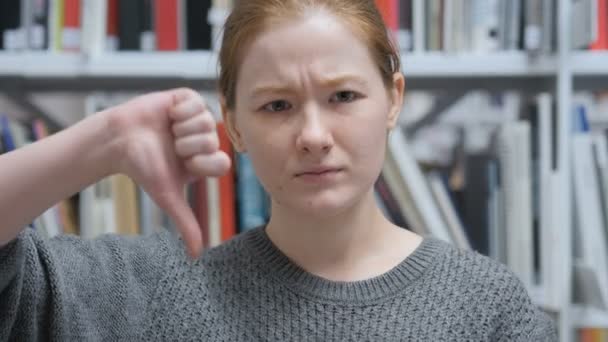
199, 113, 216, 131
201, 135, 219, 152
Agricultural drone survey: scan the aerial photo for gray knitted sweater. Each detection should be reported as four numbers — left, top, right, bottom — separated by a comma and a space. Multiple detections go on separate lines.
1, 226, 556, 341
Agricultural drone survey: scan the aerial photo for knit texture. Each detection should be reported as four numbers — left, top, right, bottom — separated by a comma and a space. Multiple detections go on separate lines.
0, 226, 557, 341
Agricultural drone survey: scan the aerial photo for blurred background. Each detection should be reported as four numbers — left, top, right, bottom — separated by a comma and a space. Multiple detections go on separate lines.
0, 1, 606, 341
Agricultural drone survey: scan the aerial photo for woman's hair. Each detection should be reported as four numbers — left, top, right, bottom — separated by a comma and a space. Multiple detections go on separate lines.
218, 0, 401, 109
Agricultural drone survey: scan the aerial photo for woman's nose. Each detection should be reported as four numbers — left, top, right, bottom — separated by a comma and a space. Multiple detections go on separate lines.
295, 106, 334, 155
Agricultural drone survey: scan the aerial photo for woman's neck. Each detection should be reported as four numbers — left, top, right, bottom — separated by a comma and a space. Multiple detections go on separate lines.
265, 190, 422, 282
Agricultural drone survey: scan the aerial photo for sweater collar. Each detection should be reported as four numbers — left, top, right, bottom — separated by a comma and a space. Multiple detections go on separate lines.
244, 226, 448, 305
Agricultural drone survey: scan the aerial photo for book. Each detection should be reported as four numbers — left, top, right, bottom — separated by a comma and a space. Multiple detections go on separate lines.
61, 0, 81, 52
387, 128, 451, 242
572, 131, 608, 308
217, 122, 236, 242
118, 0, 142, 50
236, 153, 269, 232
154, 0, 179, 50
498, 121, 535, 291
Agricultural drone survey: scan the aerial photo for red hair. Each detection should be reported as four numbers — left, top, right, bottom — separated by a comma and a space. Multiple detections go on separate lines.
218, 0, 401, 109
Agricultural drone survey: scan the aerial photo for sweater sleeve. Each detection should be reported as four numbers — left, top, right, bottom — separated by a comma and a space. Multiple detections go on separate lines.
492, 275, 558, 342
0, 227, 180, 341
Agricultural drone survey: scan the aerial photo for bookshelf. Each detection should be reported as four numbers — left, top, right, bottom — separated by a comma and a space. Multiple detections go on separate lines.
0, 51, 559, 93
1, 0, 606, 341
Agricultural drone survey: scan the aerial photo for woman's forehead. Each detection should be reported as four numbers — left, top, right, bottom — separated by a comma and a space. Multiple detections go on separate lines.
237, 13, 379, 87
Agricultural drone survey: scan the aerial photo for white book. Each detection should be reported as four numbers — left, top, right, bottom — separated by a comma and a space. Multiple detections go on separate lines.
571, 0, 597, 49
206, 177, 221, 247
382, 153, 426, 236
388, 129, 451, 242
412, 0, 425, 53
592, 134, 608, 235
442, 0, 455, 53
572, 133, 608, 307
139, 187, 164, 236
470, 0, 500, 52
536, 93, 561, 310
81, 0, 107, 57
497, 121, 534, 291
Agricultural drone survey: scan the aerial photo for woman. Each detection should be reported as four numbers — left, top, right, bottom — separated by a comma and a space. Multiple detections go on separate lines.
0, 0, 556, 340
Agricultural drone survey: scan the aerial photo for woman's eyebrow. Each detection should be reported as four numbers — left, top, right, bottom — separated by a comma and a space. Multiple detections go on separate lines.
250, 84, 293, 98
250, 75, 367, 98
317, 74, 367, 88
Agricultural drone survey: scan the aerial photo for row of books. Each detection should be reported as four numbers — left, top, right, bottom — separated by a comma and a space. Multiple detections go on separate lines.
402, 90, 608, 318
376, 0, 552, 53
377, 0, 607, 52
383, 92, 557, 310
0, 0, 231, 53
2, 0, 603, 55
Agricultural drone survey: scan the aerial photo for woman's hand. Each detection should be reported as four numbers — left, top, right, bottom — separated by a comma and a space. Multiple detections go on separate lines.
107, 88, 231, 258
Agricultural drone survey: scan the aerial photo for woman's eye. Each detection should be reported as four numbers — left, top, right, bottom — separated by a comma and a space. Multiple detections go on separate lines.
330, 91, 359, 103
262, 100, 292, 112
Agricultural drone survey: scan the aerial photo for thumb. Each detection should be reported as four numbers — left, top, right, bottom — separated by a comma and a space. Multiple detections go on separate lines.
156, 188, 203, 259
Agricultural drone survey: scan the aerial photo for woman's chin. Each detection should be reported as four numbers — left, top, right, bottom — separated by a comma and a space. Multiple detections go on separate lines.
286, 192, 362, 219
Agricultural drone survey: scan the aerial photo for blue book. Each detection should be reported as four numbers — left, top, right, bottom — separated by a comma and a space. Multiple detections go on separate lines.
236, 153, 270, 232
0, 115, 16, 152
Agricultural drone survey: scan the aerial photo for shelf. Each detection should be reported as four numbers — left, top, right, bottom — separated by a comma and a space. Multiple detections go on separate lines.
0, 51, 557, 92
571, 51, 608, 90
571, 51, 608, 76
571, 305, 608, 329
0, 51, 219, 78
402, 51, 557, 77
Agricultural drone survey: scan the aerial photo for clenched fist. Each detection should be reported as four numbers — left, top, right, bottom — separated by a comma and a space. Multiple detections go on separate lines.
106, 88, 231, 258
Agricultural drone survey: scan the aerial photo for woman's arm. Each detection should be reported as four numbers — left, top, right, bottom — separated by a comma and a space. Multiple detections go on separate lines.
0, 87, 229, 255
0, 227, 179, 340
0, 111, 117, 246
0, 88, 230, 339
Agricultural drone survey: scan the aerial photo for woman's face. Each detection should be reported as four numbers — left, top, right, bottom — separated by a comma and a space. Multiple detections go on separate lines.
225, 11, 404, 219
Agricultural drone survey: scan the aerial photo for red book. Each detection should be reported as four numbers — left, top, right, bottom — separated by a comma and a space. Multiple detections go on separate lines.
590, 0, 608, 50
154, 0, 179, 50
62, 0, 81, 51
217, 122, 237, 242
374, 0, 398, 32
106, 0, 118, 50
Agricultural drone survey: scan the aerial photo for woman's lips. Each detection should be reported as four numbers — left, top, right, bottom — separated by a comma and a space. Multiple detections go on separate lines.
295, 168, 343, 183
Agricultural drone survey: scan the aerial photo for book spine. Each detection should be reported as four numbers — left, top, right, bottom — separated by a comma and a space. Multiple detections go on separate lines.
154, 0, 179, 51
61, 0, 80, 52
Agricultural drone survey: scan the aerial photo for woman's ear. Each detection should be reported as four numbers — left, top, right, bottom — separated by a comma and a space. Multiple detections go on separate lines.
220, 96, 247, 153
387, 72, 405, 130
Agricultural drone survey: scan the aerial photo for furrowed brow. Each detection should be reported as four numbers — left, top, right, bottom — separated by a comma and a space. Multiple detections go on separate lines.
318, 75, 367, 88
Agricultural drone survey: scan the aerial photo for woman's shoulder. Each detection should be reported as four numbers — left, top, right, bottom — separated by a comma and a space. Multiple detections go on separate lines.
420, 238, 557, 340
423, 237, 523, 287
189, 227, 262, 267
418, 237, 536, 307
